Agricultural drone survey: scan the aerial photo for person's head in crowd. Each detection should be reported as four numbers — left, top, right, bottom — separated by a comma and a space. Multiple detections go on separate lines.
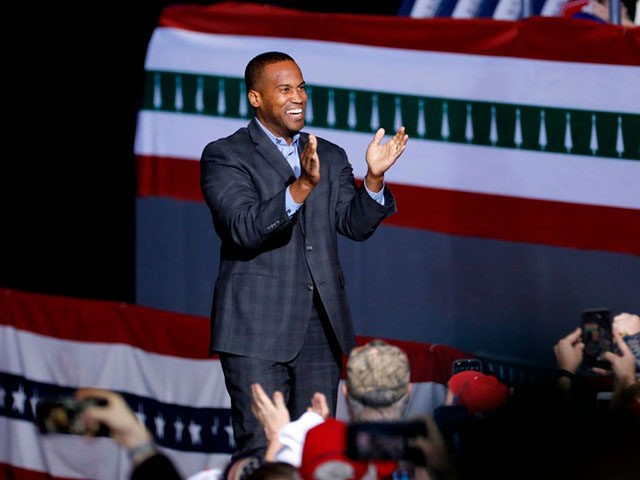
445, 370, 511, 415
198, 457, 299, 480
298, 419, 376, 480
300, 414, 455, 480
296, 340, 413, 480
222, 455, 267, 480
244, 461, 300, 480
344, 339, 412, 421
562, 0, 637, 26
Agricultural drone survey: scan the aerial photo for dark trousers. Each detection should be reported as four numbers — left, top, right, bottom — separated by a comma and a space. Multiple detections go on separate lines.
219, 296, 343, 460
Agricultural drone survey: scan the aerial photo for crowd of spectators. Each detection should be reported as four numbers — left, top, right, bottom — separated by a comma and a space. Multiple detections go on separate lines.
54, 311, 638, 479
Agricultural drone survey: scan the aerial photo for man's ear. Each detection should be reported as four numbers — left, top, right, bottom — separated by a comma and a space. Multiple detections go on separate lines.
248, 89, 260, 109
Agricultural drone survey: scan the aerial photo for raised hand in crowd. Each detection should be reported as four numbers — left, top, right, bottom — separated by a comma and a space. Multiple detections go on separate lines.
603, 328, 636, 386
553, 312, 640, 412
250, 383, 329, 464
250, 383, 292, 462
612, 311, 640, 338
553, 327, 584, 373
76, 387, 182, 480
611, 312, 640, 379
306, 391, 330, 419
77, 387, 152, 453
410, 415, 457, 480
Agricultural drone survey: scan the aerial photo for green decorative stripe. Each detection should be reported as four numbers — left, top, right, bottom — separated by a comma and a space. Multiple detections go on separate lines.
142, 70, 640, 160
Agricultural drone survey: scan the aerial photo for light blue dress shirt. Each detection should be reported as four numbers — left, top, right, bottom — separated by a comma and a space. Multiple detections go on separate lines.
255, 119, 384, 218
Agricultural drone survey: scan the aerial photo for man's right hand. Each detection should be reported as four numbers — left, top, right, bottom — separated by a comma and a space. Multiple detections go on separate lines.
290, 134, 319, 204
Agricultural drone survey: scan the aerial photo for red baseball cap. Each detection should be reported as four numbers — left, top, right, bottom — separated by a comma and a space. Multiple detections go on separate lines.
448, 371, 510, 414
299, 419, 397, 480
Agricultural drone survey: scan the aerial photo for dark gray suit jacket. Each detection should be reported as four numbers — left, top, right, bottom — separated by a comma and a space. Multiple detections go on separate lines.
200, 119, 396, 362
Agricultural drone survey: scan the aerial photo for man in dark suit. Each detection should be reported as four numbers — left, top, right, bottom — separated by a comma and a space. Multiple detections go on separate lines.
200, 51, 408, 460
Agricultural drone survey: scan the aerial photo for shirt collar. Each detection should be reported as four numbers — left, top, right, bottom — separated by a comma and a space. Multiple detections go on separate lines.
255, 117, 300, 147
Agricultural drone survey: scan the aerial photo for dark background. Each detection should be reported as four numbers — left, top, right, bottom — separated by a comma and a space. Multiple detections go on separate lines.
1, 1, 402, 304
2, 0, 634, 304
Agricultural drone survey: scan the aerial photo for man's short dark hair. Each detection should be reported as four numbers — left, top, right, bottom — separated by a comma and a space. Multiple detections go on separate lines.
244, 51, 295, 91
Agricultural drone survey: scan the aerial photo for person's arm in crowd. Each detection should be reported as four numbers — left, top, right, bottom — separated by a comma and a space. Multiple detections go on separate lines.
603, 328, 640, 411
552, 327, 584, 393
250, 383, 291, 462
76, 387, 182, 479
409, 415, 457, 480
306, 390, 331, 419
586, 0, 636, 26
250, 383, 328, 465
612, 312, 640, 338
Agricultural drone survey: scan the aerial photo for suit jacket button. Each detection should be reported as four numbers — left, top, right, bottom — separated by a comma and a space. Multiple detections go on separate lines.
305, 245, 313, 251
306, 284, 314, 291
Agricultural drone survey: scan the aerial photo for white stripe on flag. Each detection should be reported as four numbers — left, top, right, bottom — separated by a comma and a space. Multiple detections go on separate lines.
145, 29, 640, 113
1, 417, 127, 479
1, 325, 230, 408
452, 0, 484, 18
493, 0, 522, 19
0, 417, 232, 479
134, 112, 640, 210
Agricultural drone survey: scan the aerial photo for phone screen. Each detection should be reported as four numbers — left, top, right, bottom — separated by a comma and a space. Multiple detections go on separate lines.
581, 308, 612, 369
346, 421, 428, 465
35, 396, 109, 435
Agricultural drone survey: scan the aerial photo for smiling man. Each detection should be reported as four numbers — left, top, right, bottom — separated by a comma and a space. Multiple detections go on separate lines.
200, 51, 409, 460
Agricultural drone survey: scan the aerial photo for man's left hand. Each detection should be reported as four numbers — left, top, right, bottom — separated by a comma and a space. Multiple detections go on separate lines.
365, 126, 408, 192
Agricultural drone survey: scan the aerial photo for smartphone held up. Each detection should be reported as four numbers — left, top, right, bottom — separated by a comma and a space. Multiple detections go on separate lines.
35, 396, 109, 436
580, 308, 613, 370
346, 420, 428, 465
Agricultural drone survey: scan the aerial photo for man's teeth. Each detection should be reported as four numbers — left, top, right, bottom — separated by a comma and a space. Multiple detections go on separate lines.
287, 109, 303, 115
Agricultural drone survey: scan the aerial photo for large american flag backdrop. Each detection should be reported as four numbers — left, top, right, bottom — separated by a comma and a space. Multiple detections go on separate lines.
135, 2, 639, 363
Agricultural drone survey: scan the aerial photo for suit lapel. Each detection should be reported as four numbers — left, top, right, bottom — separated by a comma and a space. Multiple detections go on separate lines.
247, 120, 319, 235
248, 119, 296, 183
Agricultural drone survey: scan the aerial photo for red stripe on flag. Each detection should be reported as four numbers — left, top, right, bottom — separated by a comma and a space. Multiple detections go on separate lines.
158, 2, 640, 66
136, 155, 640, 256
0, 289, 470, 384
0, 463, 78, 480
386, 184, 640, 256
137, 154, 203, 202
0, 288, 212, 360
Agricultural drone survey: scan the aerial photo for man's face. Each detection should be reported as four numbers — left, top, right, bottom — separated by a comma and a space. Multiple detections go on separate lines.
249, 60, 306, 143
